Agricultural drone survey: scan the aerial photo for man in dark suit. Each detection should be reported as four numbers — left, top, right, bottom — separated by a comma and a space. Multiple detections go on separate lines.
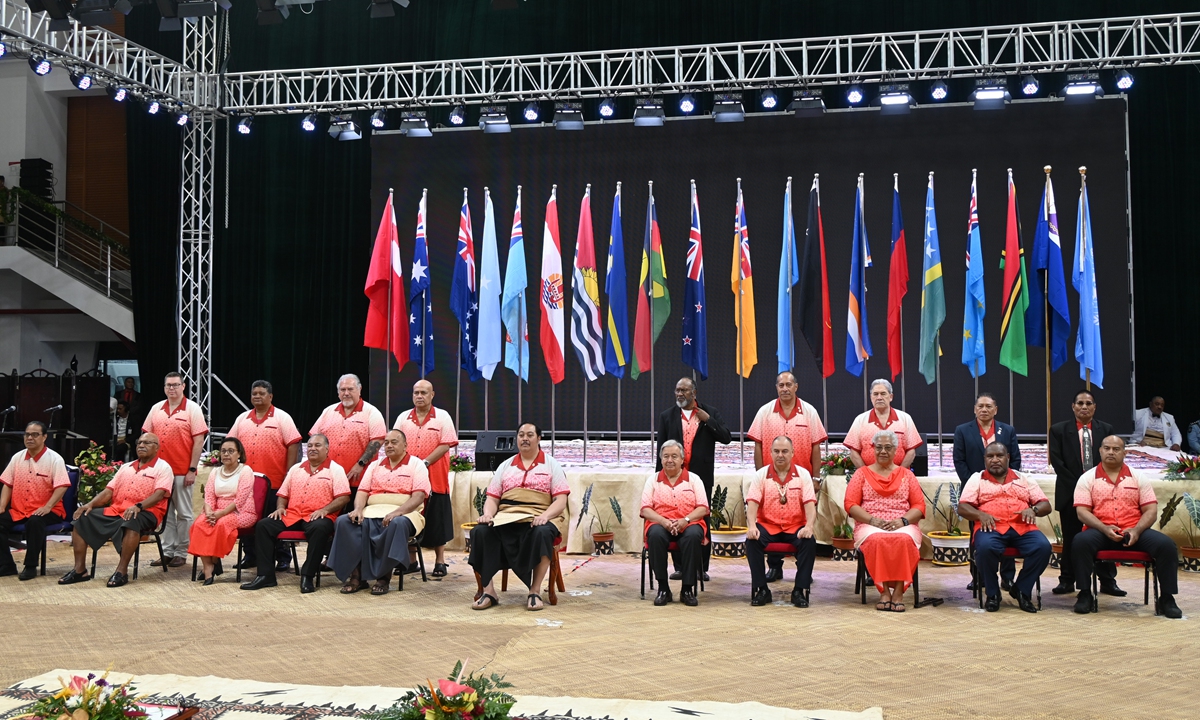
656, 377, 732, 580
1048, 389, 1121, 596
953, 392, 1021, 591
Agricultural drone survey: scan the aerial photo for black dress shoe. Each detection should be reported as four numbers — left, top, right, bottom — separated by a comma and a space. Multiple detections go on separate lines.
1157, 595, 1183, 619
764, 566, 783, 583
202, 575, 215, 586
1016, 593, 1038, 613
1051, 581, 1075, 595
235, 557, 256, 570
702, 571, 710, 582
240, 575, 277, 591
300, 576, 316, 594
18, 566, 37, 581
680, 587, 698, 606
669, 570, 682, 581
791, 588, 809, 608
1073, 592, 1093, 614
654, 588, 673, 606
750, 587, 773, 606
1098, 581, 1127, 597
1000, 578, 1013, 593
966, 580, 977, 591
276, 559, 291, 572
985, 595, 1001, 612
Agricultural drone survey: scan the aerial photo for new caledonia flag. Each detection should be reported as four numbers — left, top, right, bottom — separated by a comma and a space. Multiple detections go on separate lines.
682, 180, 708, 380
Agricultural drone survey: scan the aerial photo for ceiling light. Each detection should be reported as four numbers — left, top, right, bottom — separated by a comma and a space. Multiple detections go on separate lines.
846, 85, 864, 105
678, 94, 696, 114
522, 102, 540, 122
70, 70, 94, 91
878, 84, 912, 114
301, 113, 317, 132
597, 98, 616, 119
29, 56, 52, 77
479, 106, 511, 133
108, 86, 129, 102
176, 111, 190, 126
553, 101, 584, 131
633, 97, 665, 127
930, 80, 949, 101
712, 93, 745, 123
1063, 72, 1102, 103
760, 89, 778, 109
787, 89, 825, 117
972, 79, 1010, 109
0, 42, 7, 58
400, 110, 431, 137
1115, 70, 1134, 91
328, 115, 361, 140
236, 116, 253, 135
370, 109, 388, 129
448, 105, 465, 125
1021, 75, 1040, 96
147, 100, 161, 115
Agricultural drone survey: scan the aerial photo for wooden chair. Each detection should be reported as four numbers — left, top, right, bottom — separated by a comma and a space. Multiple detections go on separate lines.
474, 542, 565, 606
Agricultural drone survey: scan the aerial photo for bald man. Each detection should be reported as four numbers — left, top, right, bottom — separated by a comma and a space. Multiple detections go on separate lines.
394, 379, 458, 577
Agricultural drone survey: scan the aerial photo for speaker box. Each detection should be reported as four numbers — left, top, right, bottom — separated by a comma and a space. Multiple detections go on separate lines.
19, 158, 53, 200
911, 435, 929, 477
474, 431, 518, 471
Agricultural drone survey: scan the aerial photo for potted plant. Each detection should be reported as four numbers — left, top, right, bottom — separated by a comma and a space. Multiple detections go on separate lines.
461, 487, 487, 552
1164, 454, 1200, 480
923, 482, 969, 566
577, 483, 623, 555
449, 452, 475, 473
820, 450, 855, 478
1047, 511, 1065, 569
822, 483, 857, 560
709, 485, 747, 558
73, 441, 122, 505
1159, 493, 1200, 572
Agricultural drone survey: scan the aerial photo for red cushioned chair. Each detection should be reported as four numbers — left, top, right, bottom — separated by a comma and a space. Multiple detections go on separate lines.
279, 529, 323, 588
854, 549, 920, 607
763, 541, 810, 604
969, 544, 1042, 610
1091, 550, 1157, 614
7, 470, 77, 576
640, 540, 705, 598
192, 473, 269, 582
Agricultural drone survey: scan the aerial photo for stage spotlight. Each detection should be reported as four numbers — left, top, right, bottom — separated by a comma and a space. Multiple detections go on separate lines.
176, 110, 190, 126
522, 102, 541, 122
255, 0, 288, 24
930, 80, 948, 101
0, 41, 7, 58
147, 100, 161, 115
553, 101, 584, 131
787, 89, 825, 117
301, 113, 317, 132
972, 79, 1010, 110
108, 86, 129, 102
1116, 70, 1134, 91
598, 98, 616, 119
29, 55, 52, 77
846, 85, 864, 105
400, 110, 431, 137
449, 105, 465, 125
1021, 75, 1040, 96
712, 93, 745, 123
878, 84, 912, 115
328, 114, 362, 141
370, 109, 388, 129
236, 116, 253, 135
1063, 72, 1102, 103
479, 106, 511, 133
760, 89, 778, 109
678, 94, 696, 114
70, 70, 94, 91
633, 97, 665, 127
370, 0, 409, 18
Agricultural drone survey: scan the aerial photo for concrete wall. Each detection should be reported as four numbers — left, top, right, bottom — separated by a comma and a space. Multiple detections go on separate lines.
0, 269, 116, 374
0, 58, 71, 198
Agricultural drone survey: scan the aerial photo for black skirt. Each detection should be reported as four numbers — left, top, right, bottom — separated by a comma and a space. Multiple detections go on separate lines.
420, 491, 454, 548
468, 521, 559, 588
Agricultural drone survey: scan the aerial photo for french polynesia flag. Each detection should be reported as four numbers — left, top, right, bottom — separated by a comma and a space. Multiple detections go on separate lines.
539, 186, 566, 384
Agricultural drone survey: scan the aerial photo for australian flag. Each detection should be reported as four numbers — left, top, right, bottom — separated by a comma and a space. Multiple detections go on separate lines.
451, 191, 481, 381
682, 181, 708, 380
410, 190, 435, 375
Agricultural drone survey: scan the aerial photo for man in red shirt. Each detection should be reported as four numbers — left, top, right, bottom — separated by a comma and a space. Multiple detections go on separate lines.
0, 421, 70, 580
141, 371, 208, 567
744, 437, 818, 608
1070, 435, 1182, 618
394, 379, 458, 577
59, 433, 174, 588
957, 442, 1052, 613
309, 374, 386, 496
240, 434, 350, 594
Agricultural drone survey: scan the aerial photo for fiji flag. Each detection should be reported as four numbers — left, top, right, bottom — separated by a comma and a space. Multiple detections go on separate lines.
409, 189, 435, 375
682, 180, 708, 380
962, 172, 986, 377
1073, 174, 1103, 388
604, 184, 630, 378
451, 189, 481, 381
845, 175, 872, 377
776, 178, 799, 374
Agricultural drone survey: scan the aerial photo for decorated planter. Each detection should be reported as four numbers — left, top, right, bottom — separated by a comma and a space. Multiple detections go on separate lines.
831, 535, 857, 562
1049, 542, 1064, 569
1182, 546, 1200, 573
711, 526, 748, 558
461, 522, 477, 553
592, 532, 615, 555
927, 531, 970, 566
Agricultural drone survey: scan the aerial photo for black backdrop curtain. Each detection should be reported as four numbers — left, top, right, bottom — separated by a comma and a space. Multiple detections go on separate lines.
125, 0, 1200, 436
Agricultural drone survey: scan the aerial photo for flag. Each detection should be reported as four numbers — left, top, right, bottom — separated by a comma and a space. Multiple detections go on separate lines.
539, 187, 566, 385
409, 190, 435, 375
604, 184, 630, 379
731, 184, 758, 378
962, 173, 986, 378
363, 192, 410, 368
1073, 175, 1103, 387
918, 174, 946, 385
999, 171, 1031, 375
476, 190, 503, 380
886, 177, 909, 382
631, 184, 670, 380
845, 176, 872, 377
451, 190, 481, 381
1026, 170, 1072, 371
570, 186, 605, 381
798, 176, 834, 378
776, 179, 799, 374
682, 181, 708, 380
502, 187, 529, 381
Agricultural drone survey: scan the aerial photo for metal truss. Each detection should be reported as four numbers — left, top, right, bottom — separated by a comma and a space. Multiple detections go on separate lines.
222, 12, 1200, 114
0, 0, 202, 107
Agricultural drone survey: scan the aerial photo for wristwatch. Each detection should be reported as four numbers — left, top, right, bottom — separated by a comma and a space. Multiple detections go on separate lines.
188, 466, 197, 472
135, 502, 144, 510
358, 460, 367, 467
900, 517, 909, 526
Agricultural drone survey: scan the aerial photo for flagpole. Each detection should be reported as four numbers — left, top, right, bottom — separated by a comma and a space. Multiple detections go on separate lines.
648, 180, 656, 463
456, 330, 462, 429
385, 187, 393, 421
518, 296, 524, 425
736, 178, 745, 465
1044, 166, 1052, 445
616, 181, 623, 463
582, 383, 588, 462
1007, 168, 1015, 427
551, 384, 556, 455
896, 173, 906, 412
936, 331, 943, 468
817, 173, 829, 456
420, 188, 428, 380
616, 376, 622, 461
1080, 166, 1091, 393
786, 176, 794, 376
484, 380, 489, 431
974, 362, 979, 399
822, 376, 829, 456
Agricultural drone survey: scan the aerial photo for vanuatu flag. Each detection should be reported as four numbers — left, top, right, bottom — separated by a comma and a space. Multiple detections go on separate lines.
999, 171, 1030, 375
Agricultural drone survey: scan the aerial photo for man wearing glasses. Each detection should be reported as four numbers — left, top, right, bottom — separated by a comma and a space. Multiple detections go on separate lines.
0, 421, 70, 580
141, 372, 209, 568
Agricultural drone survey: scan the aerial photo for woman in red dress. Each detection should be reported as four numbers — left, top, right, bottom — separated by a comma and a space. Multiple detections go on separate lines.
844, 429, 925, 611
189, 438, 257, 584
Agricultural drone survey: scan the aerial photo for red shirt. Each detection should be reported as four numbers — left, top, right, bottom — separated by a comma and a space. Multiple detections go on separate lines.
747, 399, 828, 473
745, 463, 816, 535
1073, 463, 1157, 531
844, 408, 922, 466
394, 406, 458, 494
141, 398, 209, 475
680, 408, 700, 466
959, 469, 1048, 536
278, 458, 351, 526
0, 447, 70, 521
103, 458, 175, 522
226, 406, 302, 488
310, 399, 387, 486
360, 454, 432, 497
486, 451, 569, 498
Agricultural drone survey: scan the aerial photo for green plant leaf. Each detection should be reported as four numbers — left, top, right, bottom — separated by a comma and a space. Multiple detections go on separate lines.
609, 495, 623, 525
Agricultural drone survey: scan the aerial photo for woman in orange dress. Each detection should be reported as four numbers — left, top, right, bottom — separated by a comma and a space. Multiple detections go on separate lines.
844, 429, 925, 612
189, 437, 257, 584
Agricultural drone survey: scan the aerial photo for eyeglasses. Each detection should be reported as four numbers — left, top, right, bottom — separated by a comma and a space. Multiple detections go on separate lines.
23, 432, 44, 438
873, 445, 896, 452
219, 448, 239, 455
136, 440, 159, 446
164, 383, 183, 388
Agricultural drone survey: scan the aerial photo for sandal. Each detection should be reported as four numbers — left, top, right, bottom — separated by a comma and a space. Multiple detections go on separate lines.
371, 579, 390, 595
431, 563, 448, 578
107, 571, 128, 588
341, 580, 369, 594
526, 593, 544, 611
58, 569, 91, 585
472, 593, 499, 610
891, 602, 906, 613
875, 600, 893, 612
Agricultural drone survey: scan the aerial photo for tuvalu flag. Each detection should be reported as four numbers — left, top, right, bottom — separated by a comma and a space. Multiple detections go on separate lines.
845, 174, 872, 378
682, 180, 708, 380
502, 186, 529, 381
962, 171, 986, 378
363, 191, 410, 368
476, 189, 503, 380
570, 185, 605, 381
539, 186, 566, 385
631, 182, 670, 380
798, 175, 834, 378
776, 178, 799, 374
999, 170, 1030, 375
1026, 168, 1071, 371
451, 189, 481, 381
604, 184, 630, 378
731, 181, 758, 378
918, 173, 946, 385
886, 176, 909, 382
1073, 169, 1103, 388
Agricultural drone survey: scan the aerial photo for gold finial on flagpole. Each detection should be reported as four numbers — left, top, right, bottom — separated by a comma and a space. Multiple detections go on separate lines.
1044, 166, 1052, 174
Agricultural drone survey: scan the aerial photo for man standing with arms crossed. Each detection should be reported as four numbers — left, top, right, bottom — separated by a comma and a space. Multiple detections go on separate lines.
144, 372, 208, 568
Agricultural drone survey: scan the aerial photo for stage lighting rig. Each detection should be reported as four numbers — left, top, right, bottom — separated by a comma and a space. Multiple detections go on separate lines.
71, 0, 134, 26
400, 110, 431, 137
678, 94, 697, 114
1063, 72, 1102, 103
256, 0, 288, 25
0, 41, 6, 58
29, 55, 53, 77
972, 78, 1010, 109
1021, 75, 1040, 96
25, 0, 73, 31
522, 102, 541, 122
1115, 70, 1134, 90
108, 85, 130, 102
712, 93, 745, 123
930, 80, 949, 101
236, 116, 253, 135
176, 110, 190, 126
328, 114, 362, 140
760, 89, 778, 109
147, 100, 161, 115
787, 89, 825, 117
846, 85, 864, 105
597, 98, 616, 119
479, 106, 511, 133
553, 102, 584, 131
448, 105, 466, 125
877, 83, 912, 114
301, 113, 317, 131
70, 70, 95, 91
370, 110, 388, 129
633, 97, 665, 127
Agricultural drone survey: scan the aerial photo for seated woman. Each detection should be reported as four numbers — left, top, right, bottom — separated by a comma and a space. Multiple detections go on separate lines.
189, 437, 257, 585
640, 440, 709, 607
844, 429, 925, 612
328, 429, 429, 595
469, 423, 569, 612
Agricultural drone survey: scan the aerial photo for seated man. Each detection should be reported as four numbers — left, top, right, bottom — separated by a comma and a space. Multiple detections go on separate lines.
1071, 435, 1183, 618
745, 436, 817, 608
1131, 396, 1182, 451
59, 433, 174, 588
0, 421, 71, 580
469, 423, 569, 612
957, 442, 1052, 613
240, 434, 350, 594
328, 430, 429, 595
641, 440, 709, 607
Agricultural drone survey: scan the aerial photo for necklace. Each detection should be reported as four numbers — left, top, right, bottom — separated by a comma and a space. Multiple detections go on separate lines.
218, 464, 241, 478
774, 470, 791, 505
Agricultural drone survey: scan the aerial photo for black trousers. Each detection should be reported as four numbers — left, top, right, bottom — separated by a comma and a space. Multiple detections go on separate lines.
0, 510, 65, 570
1071, 527, 1178, 596
254, 516, 334, 581
744, 524, 816, 592
240, 487, 290, 565
648, 523, 704, 589
1059, 508, 1115, 588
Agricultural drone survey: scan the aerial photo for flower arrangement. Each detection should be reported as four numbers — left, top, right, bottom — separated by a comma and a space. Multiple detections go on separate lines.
200, 450, 222, 467
577, 483, 623, 535
364, 661, 515, 720
74, 442, 123, 505
1164, 454, 1200, 481
449, 453, 475, 473
820, 451, 855, 478
20, 671, 145, 720
923, 482, 964, 535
